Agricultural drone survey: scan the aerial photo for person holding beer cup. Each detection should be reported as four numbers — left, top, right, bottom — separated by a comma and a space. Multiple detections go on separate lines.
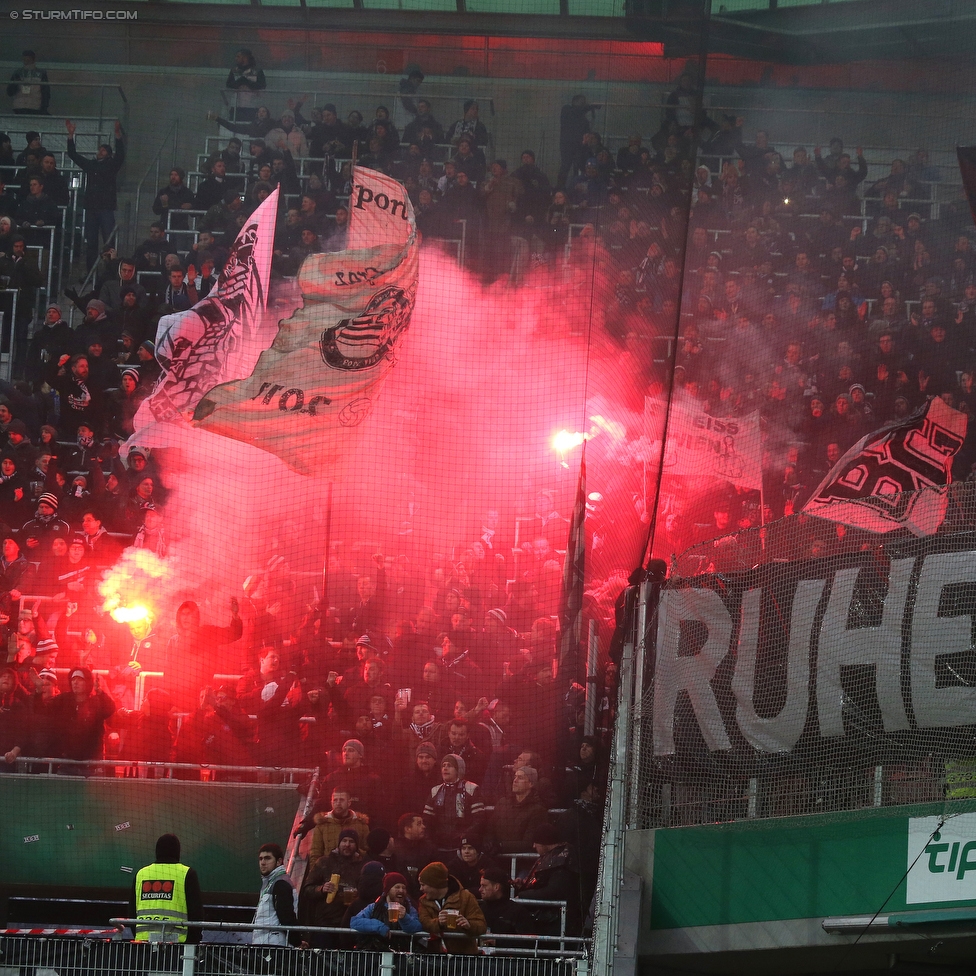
349, 872, 422, 950
298, 829, 364, 948
417, 861, 486, 954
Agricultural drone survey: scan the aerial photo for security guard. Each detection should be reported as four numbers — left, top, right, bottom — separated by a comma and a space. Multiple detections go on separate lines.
131, 834, 203, 943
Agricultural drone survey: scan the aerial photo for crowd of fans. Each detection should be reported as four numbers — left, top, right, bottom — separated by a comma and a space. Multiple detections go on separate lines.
0, 535, 608, 935
318, 818, 590, 947
644, 115, 976, 558
4, 48, 976, 929
2, 53, 631, 942
604, 87, 976, 559
116, 65, 976, 565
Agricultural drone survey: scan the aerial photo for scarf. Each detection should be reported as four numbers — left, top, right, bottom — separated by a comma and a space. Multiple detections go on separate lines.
410, 718, 436, 739
66, 381, 91, 412
434, 780, 469, 819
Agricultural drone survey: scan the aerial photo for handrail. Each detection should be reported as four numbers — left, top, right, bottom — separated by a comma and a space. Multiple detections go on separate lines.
220, 87, 495, 104
1, 928, 120, 937
0, 82, 126, 122
511, 897, 569, 940
21, 224, 59, 299
0, 80, 127, 101
67, 223, 120, 329
0, 289, 19, 382
110, 918, 587, 940
11, 757, 316, 780
132, 118, 180, 253
108, 918, 590, 955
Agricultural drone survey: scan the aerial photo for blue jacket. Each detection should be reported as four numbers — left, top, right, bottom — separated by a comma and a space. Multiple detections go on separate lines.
350, 898, 423, 939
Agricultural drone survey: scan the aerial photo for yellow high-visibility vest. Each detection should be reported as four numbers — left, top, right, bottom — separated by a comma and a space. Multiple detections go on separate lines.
134, 862, 191, 942
945, 758, 976, 800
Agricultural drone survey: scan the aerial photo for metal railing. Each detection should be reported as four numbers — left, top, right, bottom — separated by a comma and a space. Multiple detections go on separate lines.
219, 88, 496, 121
0, 288, 19, 382
0, 112, 119, 154
106, 919, 589, 957
0, 242, 47, 381
63, 219, 118, 321
637, 757, 950, 829
132, 119, 181, 254
23, 224, 58, 297
164, 208, 208, 255
591, 577, 643, 976
10, 757, 316, 784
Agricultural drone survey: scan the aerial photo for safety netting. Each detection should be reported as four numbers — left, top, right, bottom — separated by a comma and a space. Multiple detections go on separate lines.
630, 482, 976, 830
0, 27, 655, 936
4, 0, 976, 931
625, 28, 976, 830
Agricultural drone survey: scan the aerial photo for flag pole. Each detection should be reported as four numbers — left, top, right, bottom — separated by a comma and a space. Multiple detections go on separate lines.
642, 454, 648, 525
559, 442, 587, 685
321, 481, 334, 617
759, 425, 766, 551
759, 480, 767, 550
348, 139, 359, 236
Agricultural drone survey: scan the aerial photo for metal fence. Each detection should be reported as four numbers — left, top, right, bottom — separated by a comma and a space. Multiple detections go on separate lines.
0, 935, 588, 976
196, 944, 378, 976
0, 937, 178, 976
9, 757, 316, 784
108, 914, 586, 955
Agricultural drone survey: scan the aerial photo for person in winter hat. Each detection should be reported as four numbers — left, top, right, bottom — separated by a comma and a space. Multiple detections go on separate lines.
422, 754, 485, 853
349, 869, 423, 949
417, 860, 486, 954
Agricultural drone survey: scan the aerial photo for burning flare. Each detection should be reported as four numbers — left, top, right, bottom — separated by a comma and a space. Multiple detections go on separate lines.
552, 429, 587, 454
108, 603, 151, 625
100, 549, 170, 626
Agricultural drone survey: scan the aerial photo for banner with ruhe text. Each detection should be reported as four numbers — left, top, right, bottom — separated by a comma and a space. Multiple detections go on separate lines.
652, 535, 976, 757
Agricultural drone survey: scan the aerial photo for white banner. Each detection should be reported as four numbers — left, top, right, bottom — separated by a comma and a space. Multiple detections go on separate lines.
192, 170, 418, 477
134, 187, 279, 428
653, 397, 763, 491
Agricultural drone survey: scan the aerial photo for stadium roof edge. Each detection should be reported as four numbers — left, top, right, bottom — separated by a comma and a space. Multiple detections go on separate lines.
32, 5, 640, 42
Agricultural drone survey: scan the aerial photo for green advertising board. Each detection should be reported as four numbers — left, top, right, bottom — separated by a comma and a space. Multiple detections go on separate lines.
645, 800, 976, 931
2, 774, 300, 894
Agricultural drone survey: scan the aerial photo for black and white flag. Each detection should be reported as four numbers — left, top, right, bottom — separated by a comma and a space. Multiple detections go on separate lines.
803, 397, 967, 536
